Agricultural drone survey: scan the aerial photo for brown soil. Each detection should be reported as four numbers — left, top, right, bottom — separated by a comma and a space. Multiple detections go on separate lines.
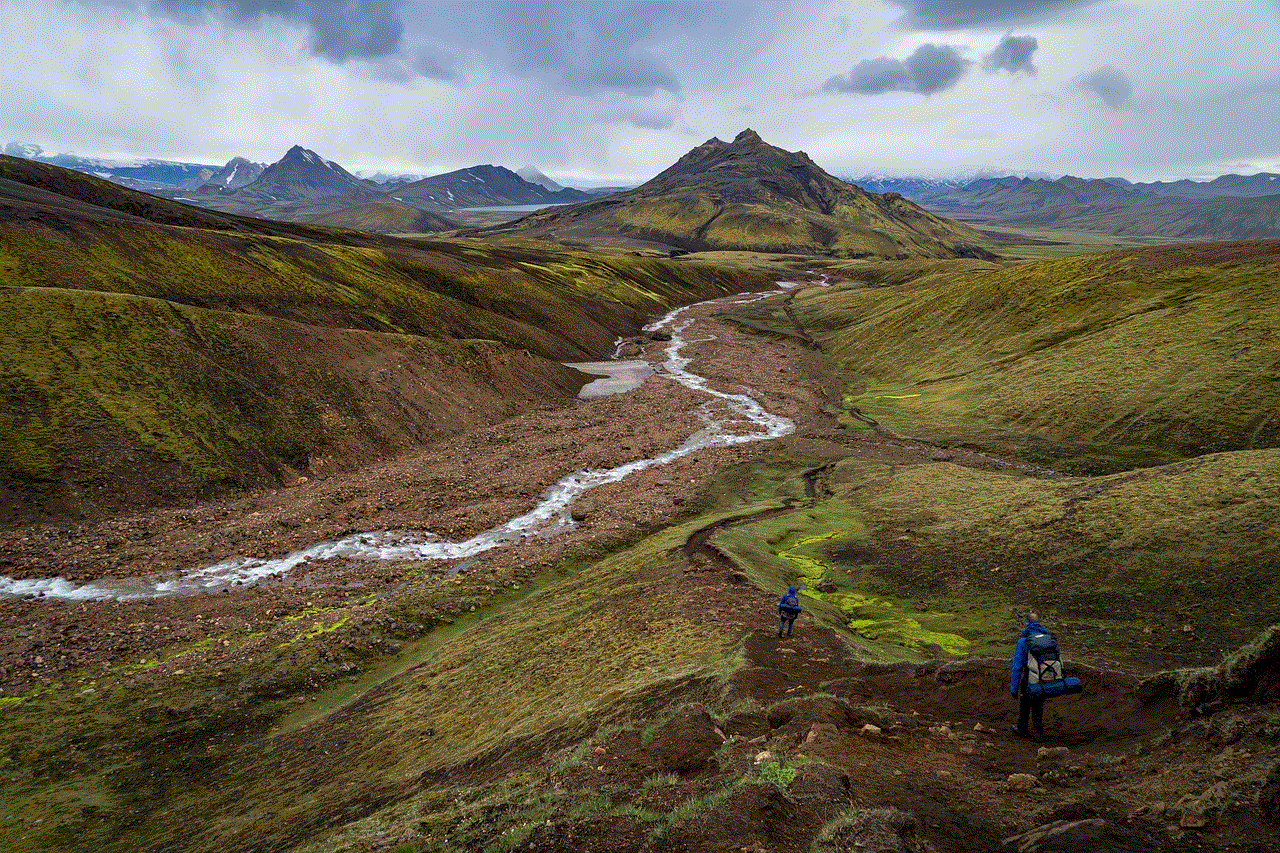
3, 285, 1277, 851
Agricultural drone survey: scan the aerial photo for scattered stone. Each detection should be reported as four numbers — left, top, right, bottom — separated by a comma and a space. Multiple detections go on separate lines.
1037, 746, 1070, 761
816, 578, 837, 593
860, 723, 883, 738
1006, 773, 1040, 792
929, 449, 954, 462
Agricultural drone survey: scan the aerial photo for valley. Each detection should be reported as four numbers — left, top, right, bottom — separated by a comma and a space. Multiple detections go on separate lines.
1, 147, 1279, 853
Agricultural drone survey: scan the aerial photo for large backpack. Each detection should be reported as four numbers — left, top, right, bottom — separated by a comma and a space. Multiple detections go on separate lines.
1024, 632, 1082, 698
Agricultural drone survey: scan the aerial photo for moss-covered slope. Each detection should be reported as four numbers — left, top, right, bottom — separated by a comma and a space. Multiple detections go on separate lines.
788, 240, 1280, 470
305, 202, 459, 234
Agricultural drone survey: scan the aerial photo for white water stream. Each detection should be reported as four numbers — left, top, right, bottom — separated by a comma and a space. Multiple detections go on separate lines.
0, 287, 798, 602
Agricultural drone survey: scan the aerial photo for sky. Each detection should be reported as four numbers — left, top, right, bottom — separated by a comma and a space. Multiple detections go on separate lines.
2, 0, 1279, 186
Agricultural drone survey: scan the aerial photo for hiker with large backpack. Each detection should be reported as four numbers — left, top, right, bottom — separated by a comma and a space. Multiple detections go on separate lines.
778, 585, 802, 638
1010, 612, 1082, 740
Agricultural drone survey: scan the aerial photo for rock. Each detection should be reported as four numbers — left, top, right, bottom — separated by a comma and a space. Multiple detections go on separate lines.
1037, 746, 1070, 761
646, 330, 673, 341
815, 578, 837, 592
1001, 818, 1106, 852
860, 723, 882, 738
618, 342, 644, 358
570, 499, 595, 522
1006, 773, 1039, 792
929, 449, 954, 462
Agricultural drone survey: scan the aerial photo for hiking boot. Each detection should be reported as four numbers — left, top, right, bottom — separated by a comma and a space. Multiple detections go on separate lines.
1011, 725, 1028, 738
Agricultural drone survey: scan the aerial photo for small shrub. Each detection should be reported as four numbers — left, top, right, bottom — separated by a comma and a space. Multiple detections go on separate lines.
757, 759, 798, 790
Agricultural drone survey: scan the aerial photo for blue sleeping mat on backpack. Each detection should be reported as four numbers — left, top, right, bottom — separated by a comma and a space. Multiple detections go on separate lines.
1027, 677, 1083, 699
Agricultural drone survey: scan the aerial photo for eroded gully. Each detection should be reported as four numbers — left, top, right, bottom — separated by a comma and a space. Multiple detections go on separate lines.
1, 284, 806, 602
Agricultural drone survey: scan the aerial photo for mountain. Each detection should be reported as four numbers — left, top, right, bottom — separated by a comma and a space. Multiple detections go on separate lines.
391, 164, 589, 210
996, 192, 1280, 240
1134, 172, 1280, 199
354, 169, 434, 184
3, 142, 222, 188
516, 165, 565, 192
905, 172, 1280, 240
230, 145, 374, 202
195, 156, 266, 191
955, 175, 1149, 216
483, 129, 993, 258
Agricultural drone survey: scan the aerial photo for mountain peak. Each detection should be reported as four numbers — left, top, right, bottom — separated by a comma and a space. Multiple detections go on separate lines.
733, 129, 763, 144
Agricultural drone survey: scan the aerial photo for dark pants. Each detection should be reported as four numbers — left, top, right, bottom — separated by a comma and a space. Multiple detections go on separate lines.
778, 616, 795, 636
1018, 692, 1044, 735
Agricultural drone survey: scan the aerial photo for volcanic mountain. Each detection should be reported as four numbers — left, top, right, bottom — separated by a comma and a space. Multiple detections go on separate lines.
232, 145, 375, 202
482, 129, 992, 258
391, 164, 588, 210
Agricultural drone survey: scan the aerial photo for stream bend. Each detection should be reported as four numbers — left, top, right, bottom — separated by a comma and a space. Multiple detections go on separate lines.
1, 288, 797, 601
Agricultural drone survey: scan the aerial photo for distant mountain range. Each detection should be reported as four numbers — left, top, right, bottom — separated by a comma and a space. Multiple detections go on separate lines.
9, 140, 1275, 240
481, 129, 992, 259
3, 142, 597, 232
849, 171, 1280, 241
847, 171, 1280, 202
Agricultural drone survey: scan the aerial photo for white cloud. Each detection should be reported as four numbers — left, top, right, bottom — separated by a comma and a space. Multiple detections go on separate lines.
1, 0, 1278, 184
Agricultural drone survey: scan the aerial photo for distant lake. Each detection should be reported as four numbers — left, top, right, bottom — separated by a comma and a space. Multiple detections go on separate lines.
457, 203, 571, 212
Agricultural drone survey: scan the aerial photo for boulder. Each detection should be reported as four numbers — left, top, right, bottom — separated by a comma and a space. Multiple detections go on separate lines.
1006, 773, 1039, 792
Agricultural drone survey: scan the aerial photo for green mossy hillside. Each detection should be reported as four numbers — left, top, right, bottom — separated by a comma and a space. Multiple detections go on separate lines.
0, 286, 593, 523
788, 241, 1280, 469
0, 163, 771, 519
0, 220, 764, 362
305, 202, 459, 234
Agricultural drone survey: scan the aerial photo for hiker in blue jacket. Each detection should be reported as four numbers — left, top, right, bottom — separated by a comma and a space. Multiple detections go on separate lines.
1010, 612, 1048, 740
778, 586, 802, 637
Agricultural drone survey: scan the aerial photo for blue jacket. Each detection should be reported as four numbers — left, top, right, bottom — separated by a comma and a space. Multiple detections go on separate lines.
779, 586, 802, 618
1010, 621, 1048, 696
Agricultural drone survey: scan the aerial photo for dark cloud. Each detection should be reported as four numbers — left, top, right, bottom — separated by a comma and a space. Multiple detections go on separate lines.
824, 43, 970, 96
891, 0, 1096, 30
152, 0, 404, 62
1077, 64, 1133, 108
472, 1, 687, 97
983, 34, 1038, 74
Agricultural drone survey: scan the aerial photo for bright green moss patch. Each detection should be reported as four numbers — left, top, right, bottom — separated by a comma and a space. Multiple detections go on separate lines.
822, 451, 1280, 666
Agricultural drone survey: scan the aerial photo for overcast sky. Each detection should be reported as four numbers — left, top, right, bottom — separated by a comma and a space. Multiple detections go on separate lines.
3, 0, 1278, 185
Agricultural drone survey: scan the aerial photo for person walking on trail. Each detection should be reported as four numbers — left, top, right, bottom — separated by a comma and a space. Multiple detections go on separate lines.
1010, 611, 1049, 740
778, 585, 802, 637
